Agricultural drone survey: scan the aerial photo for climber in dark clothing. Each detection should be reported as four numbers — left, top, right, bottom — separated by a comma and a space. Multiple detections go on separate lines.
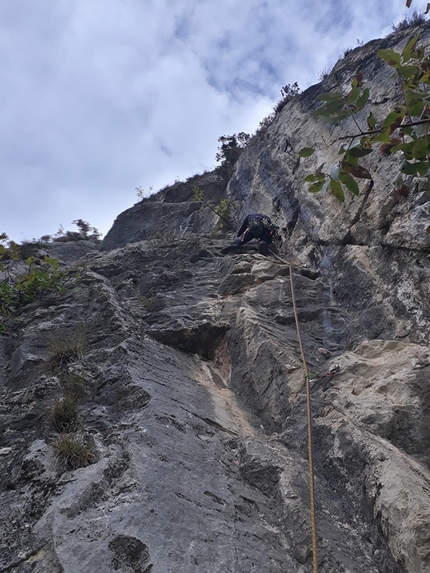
222, 213, 278, 255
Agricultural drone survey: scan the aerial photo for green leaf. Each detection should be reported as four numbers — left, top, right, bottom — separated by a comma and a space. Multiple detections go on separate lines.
346, 86, 361, 105
313, 99, 345, 116
304, 173, 325, 183
339, 172, 360, 195
374, 128, 392, 143
394, 139, 429, 161
342, 153, 359, 167
377, 48, 401, 67
409, 102, 426, 117
390, 141, 414, 157
356, 87, 370, 110
315, 111, 349, 124
403, 161, 420, 175
330, 179, 345, 202
398, 65, 419, 79
344, 164, 373, 179
351, 72, 364, 89
415, 162, 430, 176
367, 112, 377, 130
412, 139, 429, 160
317, 91, 343, 103
308, 177, 327, 193
382, 111, 404, 131
403, 35, 420, 63
420, 70, 430, 85
348, 147, 373, 158
405, 88, 424, 104
298, 147, 315, 158
400, 159, 420, 175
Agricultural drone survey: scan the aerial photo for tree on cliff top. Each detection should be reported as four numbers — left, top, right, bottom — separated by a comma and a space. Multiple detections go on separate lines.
216, 132, 251, 178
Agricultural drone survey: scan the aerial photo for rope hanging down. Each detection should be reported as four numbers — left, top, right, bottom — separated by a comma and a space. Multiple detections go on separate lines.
269, 246, 338, 570
222, 235, 332, 571
288, 263, 318, 573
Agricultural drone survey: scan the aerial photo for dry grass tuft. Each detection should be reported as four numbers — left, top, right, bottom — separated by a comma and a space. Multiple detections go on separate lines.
52, 433, 95, 471
48, 327, 87, 370
50, 396, 80, 433
59, 370, 93, 402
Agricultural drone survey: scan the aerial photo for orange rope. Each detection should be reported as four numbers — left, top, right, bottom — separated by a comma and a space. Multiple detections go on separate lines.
288, 263, 318, 573
234, 243, 319, 569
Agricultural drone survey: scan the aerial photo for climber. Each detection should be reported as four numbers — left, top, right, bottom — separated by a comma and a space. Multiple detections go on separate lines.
222, 213, 279, 256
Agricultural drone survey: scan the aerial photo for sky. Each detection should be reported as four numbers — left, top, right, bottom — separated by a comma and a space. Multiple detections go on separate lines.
0, 0, 417, 242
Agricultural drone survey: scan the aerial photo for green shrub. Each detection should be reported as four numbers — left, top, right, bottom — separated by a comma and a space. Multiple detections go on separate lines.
17, 240, 46, 260
53, 220, 102, 243
192, 186, 237, 231
318, 67, 331, 82
257, 113, 276, 131
214, 198, 238, 229
0, 234, 73, 333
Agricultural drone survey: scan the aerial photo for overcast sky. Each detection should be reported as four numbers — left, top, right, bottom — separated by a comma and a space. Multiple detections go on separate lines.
0, 0, 416, 242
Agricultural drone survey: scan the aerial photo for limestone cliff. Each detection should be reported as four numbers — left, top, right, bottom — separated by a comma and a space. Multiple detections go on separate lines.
2, 23, 430, 573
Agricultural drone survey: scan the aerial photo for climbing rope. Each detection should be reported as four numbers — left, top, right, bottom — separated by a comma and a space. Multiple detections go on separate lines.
223, 237, 328, 570
269, 246, 344, 571
288, 263, 318, 573
266, 246, 318, 571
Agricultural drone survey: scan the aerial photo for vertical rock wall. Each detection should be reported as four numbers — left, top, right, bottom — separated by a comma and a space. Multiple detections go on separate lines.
2, 22, 430, 573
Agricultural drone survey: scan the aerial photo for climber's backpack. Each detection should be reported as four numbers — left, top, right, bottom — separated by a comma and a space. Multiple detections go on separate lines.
248, 214, 270, 236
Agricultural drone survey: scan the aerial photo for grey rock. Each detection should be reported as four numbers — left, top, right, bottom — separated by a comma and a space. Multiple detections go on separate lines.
101, 171, 226, 251
47, 239, 99, 264
3, 24, 430, 573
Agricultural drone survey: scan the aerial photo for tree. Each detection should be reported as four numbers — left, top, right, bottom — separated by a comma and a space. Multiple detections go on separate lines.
215, 132, 251, 177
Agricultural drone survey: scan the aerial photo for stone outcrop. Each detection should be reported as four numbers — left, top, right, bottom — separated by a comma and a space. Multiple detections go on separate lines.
2, 22, 430, 573
101, 171, 226, 252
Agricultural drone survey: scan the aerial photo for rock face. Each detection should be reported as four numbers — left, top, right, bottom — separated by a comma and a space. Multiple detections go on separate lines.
2, 23, 430, 573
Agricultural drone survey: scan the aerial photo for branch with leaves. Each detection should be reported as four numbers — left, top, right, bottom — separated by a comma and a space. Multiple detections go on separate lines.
300, 35, 430, 208
192, 186, 237, 230
0, 234, 75, 333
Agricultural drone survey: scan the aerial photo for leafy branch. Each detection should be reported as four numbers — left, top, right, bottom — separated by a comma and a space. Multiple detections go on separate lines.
192, 186, 237, 230
0, 234, 75, 333
300, 35, 430, 206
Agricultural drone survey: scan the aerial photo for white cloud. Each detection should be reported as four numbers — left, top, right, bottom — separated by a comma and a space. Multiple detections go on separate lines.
0, 0, 418, 241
